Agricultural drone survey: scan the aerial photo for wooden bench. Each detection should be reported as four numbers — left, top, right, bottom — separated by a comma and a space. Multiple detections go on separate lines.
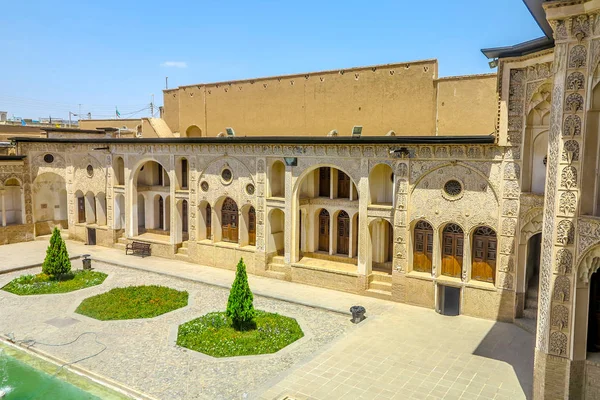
125, 241, 151, 257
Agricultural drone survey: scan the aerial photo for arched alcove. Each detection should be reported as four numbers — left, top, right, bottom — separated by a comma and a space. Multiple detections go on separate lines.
522, 83, 551, 193
114, 157, 125, 186
33, 173, 68, 231
114, 194, 125, 230
131, 160, 170, 237
3, 178, 22, 225
369, 218, 393, 274
268, 208, 285, 255
84, 191, 96, 224
186, 125, 203, 137
269, 161, 286, 198
369, 164, 393, 205
95, 192, 107, 226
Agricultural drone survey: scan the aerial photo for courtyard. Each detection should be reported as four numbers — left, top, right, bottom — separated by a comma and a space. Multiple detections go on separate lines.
0, 240, 534, 399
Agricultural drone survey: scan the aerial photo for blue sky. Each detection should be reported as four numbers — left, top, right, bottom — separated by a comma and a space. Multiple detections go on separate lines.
0, 0, 543, 121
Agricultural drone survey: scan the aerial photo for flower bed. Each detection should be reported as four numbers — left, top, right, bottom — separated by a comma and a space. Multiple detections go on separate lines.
177, 311, 304, 357
2, 270, 107, 295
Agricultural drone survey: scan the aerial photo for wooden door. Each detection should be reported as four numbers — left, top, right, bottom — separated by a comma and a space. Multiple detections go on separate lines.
206, 204, 212, 239
413, 221, 433, 273
589, 272, 600, 352
77, 197, 85, 223
181, 159, 188, 189
442, 223, 463, 278
318, 209, 330, 251
337, 211, 349, 254
248, 207, 256, 246
338, 171, 350, 199
182, 200, 188, 233
222, 197, 238, 242
158, 197, 164, 229
472, 226, 497, 283
319, 167, 330, 197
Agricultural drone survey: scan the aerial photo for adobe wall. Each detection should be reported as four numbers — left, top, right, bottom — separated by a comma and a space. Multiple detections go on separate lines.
435, 74, 498, 136
164, 60, 440, 137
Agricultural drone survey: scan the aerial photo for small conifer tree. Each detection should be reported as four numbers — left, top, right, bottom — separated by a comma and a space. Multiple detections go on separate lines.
42, 227, 72, 277
226, 258, 255, 330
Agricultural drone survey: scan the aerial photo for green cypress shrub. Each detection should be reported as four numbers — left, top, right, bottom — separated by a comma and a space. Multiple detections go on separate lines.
42, 227, 72, 277
226, 258, 255, 330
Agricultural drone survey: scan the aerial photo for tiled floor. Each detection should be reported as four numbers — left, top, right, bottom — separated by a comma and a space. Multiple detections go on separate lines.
259, 305, 533, 400
1, 240, 534, 399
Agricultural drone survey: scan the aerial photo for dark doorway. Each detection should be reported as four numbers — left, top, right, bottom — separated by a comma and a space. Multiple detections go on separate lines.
318, 209, 330, 252
182, 200, 188, 233
439, 285, 460, 316
338, 171, 350, 199
319, 167, 330, 197
337, 211, 349, 255
158, 197, 164, 230
206, 204, 212, 239
87, 227, 96, 245
248, 207, 256, 246
77, 197, 85, 223
589, 271, 600, 352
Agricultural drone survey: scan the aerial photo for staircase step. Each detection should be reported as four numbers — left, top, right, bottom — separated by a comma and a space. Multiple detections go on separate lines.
174, 253, 189, 262
181, 241, 189, 249
523, 308, 538, 320
370, 273, 392, 284
264, 270, 289, 281
365, 288, 393, 301
369, 281, 392, 292
271, 256, 285, 264
515, 317, 537, 335
177, 247, 188, 255
525, 298, 538, 310
268, 263, 288, 274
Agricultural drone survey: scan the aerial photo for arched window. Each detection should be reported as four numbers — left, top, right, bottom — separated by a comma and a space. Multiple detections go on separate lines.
337, 211, 350, 254
270, 161, 285, 197
181, 158, 189, 189
115, 157, 125, 185
221, 197, 238, 243
442, 223, 464, 278
318, 209, 330, 252
413, 220, 433, 273
248, 206, 256, 246
472, 226, 497, 283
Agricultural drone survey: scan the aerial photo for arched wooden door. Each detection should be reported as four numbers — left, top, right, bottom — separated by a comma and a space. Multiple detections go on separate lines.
182, 200, 188, 233
338, 171, 350, 199
413, 221, 433, 273
248, 206, 256, 246
221, 198, 238, 243
337, 211, 350, 254
158, 197, 164, 230
206, 204, 212, 239
472, 226, 497, 283
318, 209, 330, 251
442, 223, 463, 278
319, 167, 330, 197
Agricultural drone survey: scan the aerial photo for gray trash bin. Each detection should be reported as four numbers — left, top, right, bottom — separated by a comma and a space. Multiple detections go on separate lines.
350, 305, 366, 324
82, 255, 92, 270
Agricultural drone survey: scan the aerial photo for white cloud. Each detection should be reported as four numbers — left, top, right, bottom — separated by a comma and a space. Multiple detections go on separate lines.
160, 61, 188, 68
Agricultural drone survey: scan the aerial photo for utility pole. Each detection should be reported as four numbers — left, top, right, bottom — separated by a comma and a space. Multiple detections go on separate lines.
150, 94, 154, 117
165, 77, 168, 90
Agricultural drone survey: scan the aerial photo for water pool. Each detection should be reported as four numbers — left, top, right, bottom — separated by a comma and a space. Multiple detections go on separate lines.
0, 343, 129, 399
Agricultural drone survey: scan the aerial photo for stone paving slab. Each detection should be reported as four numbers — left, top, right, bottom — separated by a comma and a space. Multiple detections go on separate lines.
1, 263, 351, 400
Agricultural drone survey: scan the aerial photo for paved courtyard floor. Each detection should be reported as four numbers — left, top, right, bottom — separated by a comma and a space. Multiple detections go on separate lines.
0, 240, 534, 399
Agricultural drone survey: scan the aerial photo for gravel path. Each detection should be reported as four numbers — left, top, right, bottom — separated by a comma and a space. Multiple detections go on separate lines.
0, 263, 351, 399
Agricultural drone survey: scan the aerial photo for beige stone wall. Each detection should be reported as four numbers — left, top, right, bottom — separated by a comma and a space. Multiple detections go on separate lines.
404, 275, 435, 308
435, 74, 497, 135
79, 119, 141, 131
163, 60, 440, 137
0, 223, 34, 244
34, 220, 67, 236
461, 286, 514, 322
291, 265, 358, 293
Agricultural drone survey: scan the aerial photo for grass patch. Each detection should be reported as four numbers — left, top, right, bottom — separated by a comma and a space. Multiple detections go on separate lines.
76, 285, 188, 320
177, 311, 304, 357
2, 270, 107, 295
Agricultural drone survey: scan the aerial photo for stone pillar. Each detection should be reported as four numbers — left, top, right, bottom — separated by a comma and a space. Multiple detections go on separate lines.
1, 190, 6, 227
284, 164, 293, 264
169, 155, 178, 245
349, 214, 354, 258
357, 158, 370, 280
533, 8, 595, 399
328, 213, 334, 256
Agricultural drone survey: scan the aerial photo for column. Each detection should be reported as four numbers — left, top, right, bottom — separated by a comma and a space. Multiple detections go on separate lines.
348, 214, 354, 258
329, 214, 334, 256
1, 191, 6, 227
283, 165, 293, 264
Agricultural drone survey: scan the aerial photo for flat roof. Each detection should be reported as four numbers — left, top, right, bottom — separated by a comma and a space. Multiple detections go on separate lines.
11, 135, 496, 145
42, 127, 108, 134
0, 155, 26, 161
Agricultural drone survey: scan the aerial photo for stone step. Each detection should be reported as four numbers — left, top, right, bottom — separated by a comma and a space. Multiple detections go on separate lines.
369, 281, 392, 292
264, 270, 289, 281
525, 297, 538, 310
268, 263, 288, 274
177, 247, 188, 255
370, 273, 392, 284
515, 317, 537, 335
271, 255, 285, 264
365, 288, 393, 301
174, 253, 189, 262
523, 308, 538, 320
118, 237, 129, 245
180, 241, 189, 249
36, 232, 70, 241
